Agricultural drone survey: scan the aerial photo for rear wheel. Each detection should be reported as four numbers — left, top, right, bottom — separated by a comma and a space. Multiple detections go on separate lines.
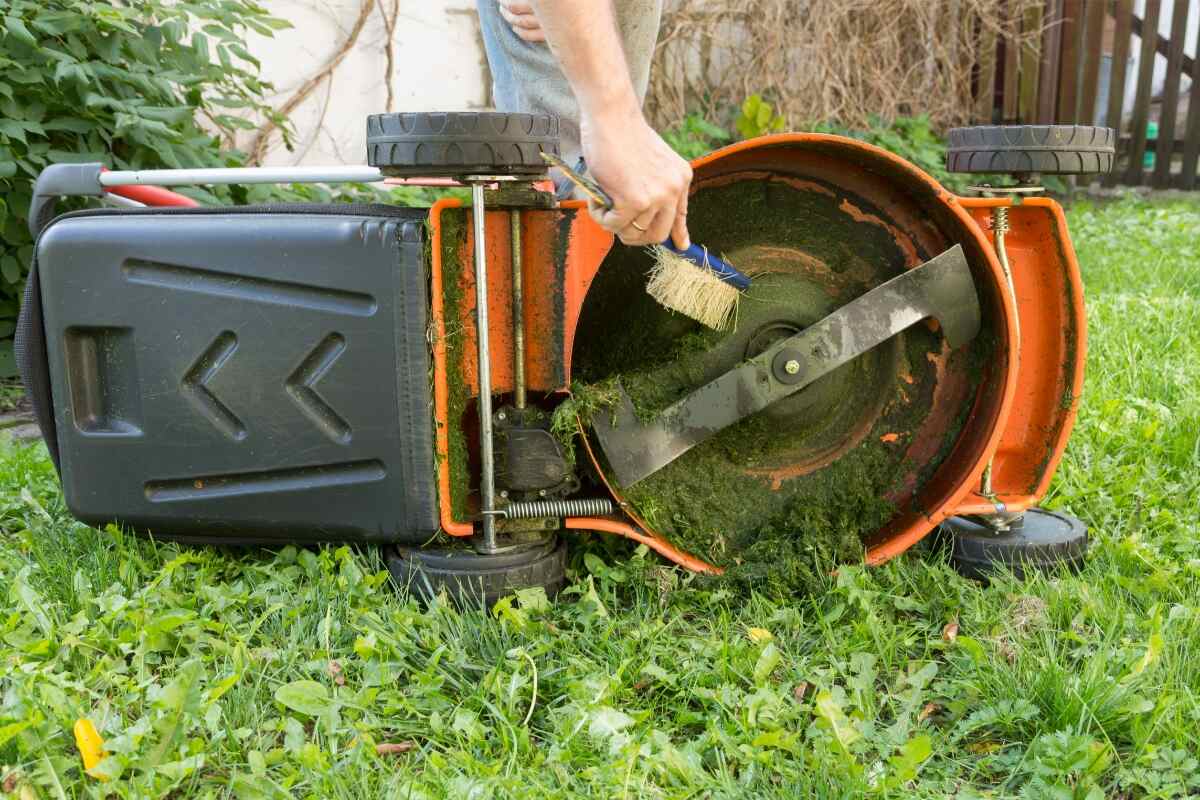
946, 125, 1116, 176
940, 508, 1088, 580
386, 535, 568, 607
366, 111, 560, 178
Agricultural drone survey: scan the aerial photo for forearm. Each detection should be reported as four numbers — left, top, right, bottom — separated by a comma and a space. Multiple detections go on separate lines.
527, 0, 641, 121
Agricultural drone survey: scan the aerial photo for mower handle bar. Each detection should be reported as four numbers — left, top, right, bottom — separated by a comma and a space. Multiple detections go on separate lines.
29, 162, 404, 238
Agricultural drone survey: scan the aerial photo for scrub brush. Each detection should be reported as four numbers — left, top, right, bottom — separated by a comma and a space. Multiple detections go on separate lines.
542, 153, 751, 330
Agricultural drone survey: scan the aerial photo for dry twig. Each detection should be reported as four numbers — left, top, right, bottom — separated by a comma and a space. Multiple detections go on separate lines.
377, 0, 401, 112
247, 0, 375, 165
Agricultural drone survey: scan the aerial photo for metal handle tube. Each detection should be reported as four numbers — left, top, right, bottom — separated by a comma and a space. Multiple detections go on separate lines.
472, 183, 499, 553
98, 166, 386, 187
510, 209, 526, 410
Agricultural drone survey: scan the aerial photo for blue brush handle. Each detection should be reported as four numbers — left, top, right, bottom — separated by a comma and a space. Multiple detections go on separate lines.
659, 240, 752, 291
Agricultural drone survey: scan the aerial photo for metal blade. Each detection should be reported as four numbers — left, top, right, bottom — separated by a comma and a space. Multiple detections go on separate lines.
592, 244, 980, 487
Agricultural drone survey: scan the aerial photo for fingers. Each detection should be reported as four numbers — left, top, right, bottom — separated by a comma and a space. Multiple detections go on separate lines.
589, 180, 691, 247
644, 203, 675, 246
670, 192, 690, 251
498, 0, 545, 41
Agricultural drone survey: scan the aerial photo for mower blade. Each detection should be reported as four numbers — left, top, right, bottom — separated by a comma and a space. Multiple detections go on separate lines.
592, 244, 980, 487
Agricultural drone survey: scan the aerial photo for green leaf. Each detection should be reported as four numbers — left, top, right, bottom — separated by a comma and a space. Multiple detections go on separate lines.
2, 255, 22, 284
813, 688, 861, 753
274, 680, 331, 717
588, 706, 634, 741
0, 719, 33, 747
753, 641, 781, 685
887, 734, 933, 786
751, 728, 800, 753
5, 16, 38, 47
1127, 631, 1164, 679
10, 565, 53, 636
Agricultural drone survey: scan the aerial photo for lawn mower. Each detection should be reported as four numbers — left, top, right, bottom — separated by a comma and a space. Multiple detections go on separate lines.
15, 114, 1115, 601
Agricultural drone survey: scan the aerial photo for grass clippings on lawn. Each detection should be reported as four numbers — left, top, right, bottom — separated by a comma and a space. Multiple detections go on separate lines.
1, 195, 1198, 798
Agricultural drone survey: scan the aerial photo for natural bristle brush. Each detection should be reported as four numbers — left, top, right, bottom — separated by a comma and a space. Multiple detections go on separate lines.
542, 153, 751, 331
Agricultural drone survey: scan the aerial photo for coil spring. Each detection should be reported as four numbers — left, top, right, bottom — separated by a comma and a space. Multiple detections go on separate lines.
502, 498, 615, 519
992, 205, 1010, 235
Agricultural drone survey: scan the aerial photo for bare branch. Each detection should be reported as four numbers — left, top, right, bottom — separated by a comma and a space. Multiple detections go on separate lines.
247, 0, 375, 165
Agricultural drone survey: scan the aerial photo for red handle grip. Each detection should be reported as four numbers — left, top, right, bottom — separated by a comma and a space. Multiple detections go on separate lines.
105, 183, 199, 207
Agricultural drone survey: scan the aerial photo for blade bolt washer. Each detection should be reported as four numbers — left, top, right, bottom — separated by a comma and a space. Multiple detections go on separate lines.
772, 349, 807, 384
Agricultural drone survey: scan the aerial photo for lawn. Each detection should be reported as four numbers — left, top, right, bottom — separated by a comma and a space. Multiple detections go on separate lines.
1, 194, 1198, 798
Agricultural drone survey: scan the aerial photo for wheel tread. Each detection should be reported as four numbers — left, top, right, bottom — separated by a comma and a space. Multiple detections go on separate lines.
366, 111, 560, 177
946, 124, 1115, 175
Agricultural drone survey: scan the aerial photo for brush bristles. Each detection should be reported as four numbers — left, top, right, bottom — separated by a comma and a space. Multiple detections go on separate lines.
646, 246, 740, 330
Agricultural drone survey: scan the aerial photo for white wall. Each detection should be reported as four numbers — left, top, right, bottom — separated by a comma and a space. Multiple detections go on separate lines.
247, 0, 492, 167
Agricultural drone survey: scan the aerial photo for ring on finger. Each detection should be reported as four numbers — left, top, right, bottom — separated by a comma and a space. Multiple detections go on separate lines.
631, 220, 648, 232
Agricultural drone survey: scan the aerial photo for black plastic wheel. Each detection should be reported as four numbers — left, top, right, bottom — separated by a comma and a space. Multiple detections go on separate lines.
386, 535, 568, 607
946, 125, 1116, 175
940, 508, 1088, 580
366, 112, 559, 178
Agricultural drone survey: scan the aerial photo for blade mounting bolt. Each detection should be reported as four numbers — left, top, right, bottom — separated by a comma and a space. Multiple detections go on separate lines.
784, 359, 801, 375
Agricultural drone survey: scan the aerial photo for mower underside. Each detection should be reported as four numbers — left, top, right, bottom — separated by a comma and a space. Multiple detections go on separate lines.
25, 205, 440, 545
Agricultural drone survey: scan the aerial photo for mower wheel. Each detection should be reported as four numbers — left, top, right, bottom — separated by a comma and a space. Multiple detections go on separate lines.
946, 125, 1115, 175
386, 535, 567, 607
366, 111, 559, 178
940, 508, 1088, 581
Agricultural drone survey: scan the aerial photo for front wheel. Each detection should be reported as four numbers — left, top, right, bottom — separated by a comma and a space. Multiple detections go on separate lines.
386, 535, 568, 607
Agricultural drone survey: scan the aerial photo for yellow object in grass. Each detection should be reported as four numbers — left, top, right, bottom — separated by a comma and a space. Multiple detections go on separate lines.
646, 245, 741, 331
73, 718, 108, 781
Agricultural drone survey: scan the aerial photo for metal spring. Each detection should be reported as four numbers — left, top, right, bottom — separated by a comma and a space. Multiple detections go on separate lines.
502, 498, 615, 519
992, 205, 1010, 234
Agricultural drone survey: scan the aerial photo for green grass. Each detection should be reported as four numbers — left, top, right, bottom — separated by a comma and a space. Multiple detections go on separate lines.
2, 194, 1199, 798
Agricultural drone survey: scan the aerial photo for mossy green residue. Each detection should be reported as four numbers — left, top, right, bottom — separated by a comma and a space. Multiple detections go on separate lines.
438, 209, 473, 521
549, 379, 620, 466
571, 177, 990, 595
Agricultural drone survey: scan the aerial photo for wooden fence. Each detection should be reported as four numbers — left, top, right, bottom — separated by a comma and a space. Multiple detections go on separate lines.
976, 0, 1199, 188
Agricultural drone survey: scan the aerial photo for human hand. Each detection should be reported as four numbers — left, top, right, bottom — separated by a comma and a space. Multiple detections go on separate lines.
498, 0, 545, 42
580, 107, 692, 249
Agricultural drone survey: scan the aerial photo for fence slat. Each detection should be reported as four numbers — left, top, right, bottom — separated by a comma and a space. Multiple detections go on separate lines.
1019, 3, 1044, 121
1076, 0, 1107, 124
1003, 7, 1021, 121
1123, 0, 1162, 186
1131, 8, 1196, 77
1153, 0, 1190, 187
1103, 0, 1134, 187
1038, 0, 1065, 123
1180, 20, 1200, 189
1057, 0, 1083, 123
976, 19, 999, 123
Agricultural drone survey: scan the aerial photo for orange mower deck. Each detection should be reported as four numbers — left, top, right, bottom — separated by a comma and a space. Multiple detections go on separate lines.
428, 134, 1084, 572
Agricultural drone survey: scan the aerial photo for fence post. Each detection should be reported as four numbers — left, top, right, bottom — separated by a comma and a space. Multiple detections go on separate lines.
1123, 0, 1162, 185
1038, 0, 1065, 123
1057, 0, 1083, 123
1076, 0, 1107, 125
1152, 0, 1191, 187
1103, 0, 1134, 187
1180, 19, 1200, 190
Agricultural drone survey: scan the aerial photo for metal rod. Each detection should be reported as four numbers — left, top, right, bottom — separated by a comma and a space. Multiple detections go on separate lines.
510, 209, 526, 410
98, 166, 386, 187
980, 202, 1020, 527
472, 183, 499, 554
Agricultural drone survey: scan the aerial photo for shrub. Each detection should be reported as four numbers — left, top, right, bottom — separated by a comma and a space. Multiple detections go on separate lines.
0, 0, 292, 375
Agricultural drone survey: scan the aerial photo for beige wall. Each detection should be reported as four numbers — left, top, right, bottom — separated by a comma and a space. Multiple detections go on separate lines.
247, 0, 492, 167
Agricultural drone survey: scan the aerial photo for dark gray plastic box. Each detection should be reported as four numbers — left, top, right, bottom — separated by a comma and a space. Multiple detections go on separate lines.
32, 207, 439, 545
